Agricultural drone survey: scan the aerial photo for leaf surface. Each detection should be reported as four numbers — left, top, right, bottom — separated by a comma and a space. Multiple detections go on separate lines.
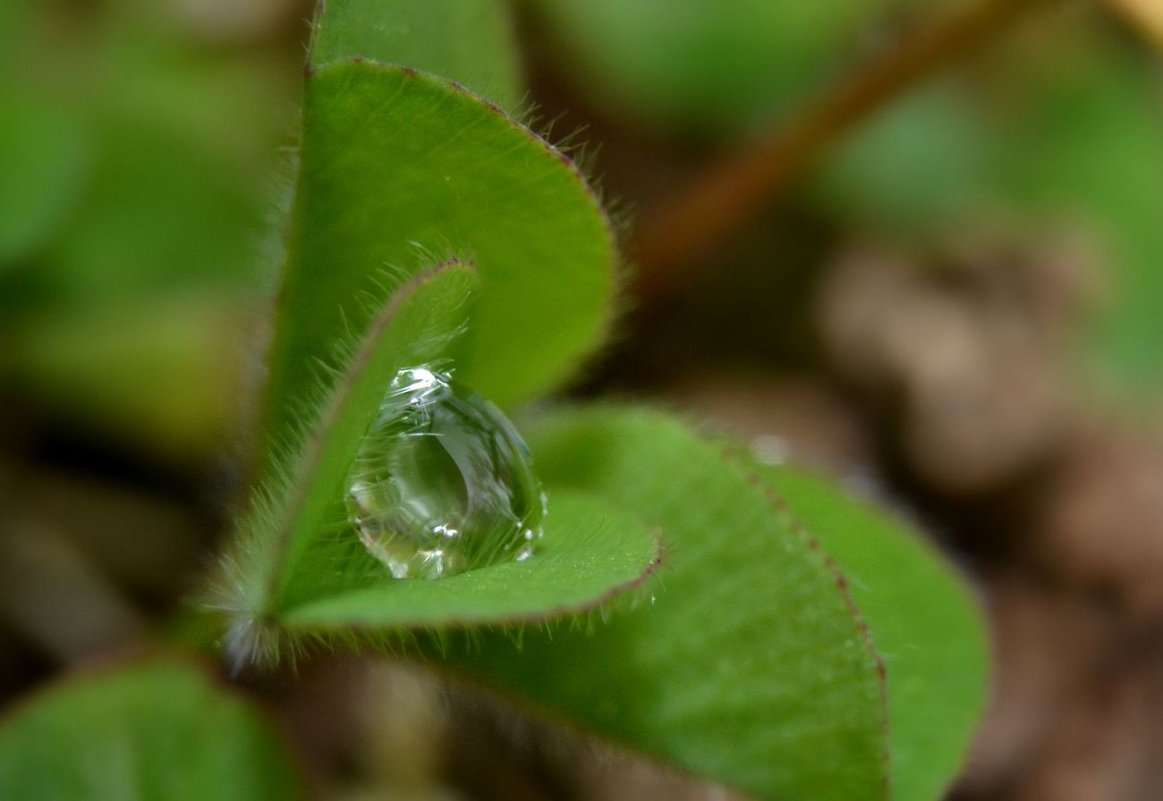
264, 59, 615, 446
283, 491, 661, 630
221, 267, 656, 664
764, 466, 988, 801
457, 407, 890, 800
221, 261, 474, 660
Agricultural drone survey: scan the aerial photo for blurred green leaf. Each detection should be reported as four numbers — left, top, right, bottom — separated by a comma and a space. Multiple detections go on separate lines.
814, 82, 993, 236
0, 92, 87, 264
5, 299, 243, 460
458, 407, 890, 801
2, 12, 294, 302
311, 0, 522, 111
48, 115, 265, 302
0, 660, 302, 801
535, 0, 942, 135
763, 466, 988, 801
0, 1, 297, 459
264, 59, 615, 446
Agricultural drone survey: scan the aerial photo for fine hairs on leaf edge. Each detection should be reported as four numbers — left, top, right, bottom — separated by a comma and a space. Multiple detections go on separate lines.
215, 528, 664, 676
235, 529, 664, 675
517, 103, 641, 391
206, 258, 475, 671
300, 58, 627, 405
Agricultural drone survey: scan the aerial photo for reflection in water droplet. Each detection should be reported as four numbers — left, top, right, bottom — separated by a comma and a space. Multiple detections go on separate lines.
347, 367, 547, 579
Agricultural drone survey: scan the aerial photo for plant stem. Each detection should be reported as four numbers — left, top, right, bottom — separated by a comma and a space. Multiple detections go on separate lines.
630, 0, 1055, 298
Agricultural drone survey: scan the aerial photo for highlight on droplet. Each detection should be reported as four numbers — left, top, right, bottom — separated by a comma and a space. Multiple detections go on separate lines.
346, 367, 547, 579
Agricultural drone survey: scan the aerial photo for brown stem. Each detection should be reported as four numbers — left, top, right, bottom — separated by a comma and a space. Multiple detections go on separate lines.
630, 0, 1054, 298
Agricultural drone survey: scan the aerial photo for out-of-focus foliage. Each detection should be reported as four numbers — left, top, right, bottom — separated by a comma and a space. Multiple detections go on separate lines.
265, 60, 616, 443
815, 81, 996, 236
6, 301, 244, 459
0, 660, 302, 800
538, 2, 1163, 395
0, 91, 87, 265
824, 20, 1163, 391
0, 0, 298, 458
534, 0, 948, 135
997, 38, 1163, 390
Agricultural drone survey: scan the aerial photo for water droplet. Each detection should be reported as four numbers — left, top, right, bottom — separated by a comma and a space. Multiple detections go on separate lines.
347, 367, 547, 579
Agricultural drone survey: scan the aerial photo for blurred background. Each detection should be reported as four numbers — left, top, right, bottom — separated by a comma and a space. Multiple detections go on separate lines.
1, 0, 1161, 798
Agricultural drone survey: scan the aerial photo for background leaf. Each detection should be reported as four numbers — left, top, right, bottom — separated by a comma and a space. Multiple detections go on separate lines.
0, 659, 301, 801
310, 0, 522, 111
813, 80, 994, 237
4, 299, 243, 460
457, 406, 890, 801
763, 466, 988, 801
0, 2, 297, 461
263, 59, 616, 446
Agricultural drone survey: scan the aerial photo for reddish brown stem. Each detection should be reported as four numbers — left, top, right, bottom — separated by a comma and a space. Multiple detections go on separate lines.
630, 0, 1053, 298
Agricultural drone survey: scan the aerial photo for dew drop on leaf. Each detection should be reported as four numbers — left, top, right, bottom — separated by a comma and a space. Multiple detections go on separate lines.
346, 367, 547, 579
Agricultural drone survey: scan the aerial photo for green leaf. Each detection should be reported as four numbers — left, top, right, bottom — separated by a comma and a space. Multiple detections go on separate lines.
457, 406, 890, 801
264, 59, 615, 446
282, 490, 661, 630
270, 263, 480, 607
0, 660, 301, 801
311, 0, 522, 111
219, 266, 657, 665
763, 466, 987, 801
220, 261, 476, 660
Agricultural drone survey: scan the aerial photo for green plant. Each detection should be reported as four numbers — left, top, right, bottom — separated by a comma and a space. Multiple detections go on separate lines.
0, 2, 988, 799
